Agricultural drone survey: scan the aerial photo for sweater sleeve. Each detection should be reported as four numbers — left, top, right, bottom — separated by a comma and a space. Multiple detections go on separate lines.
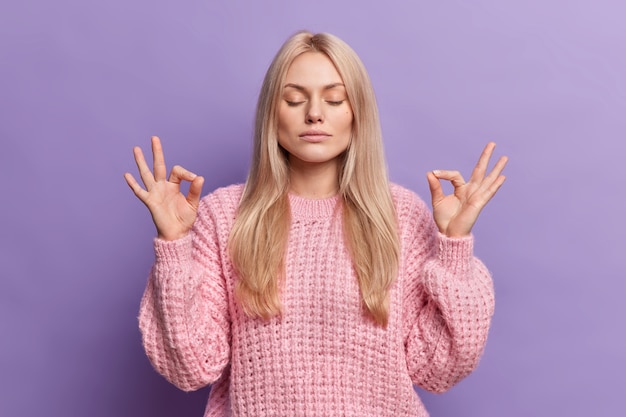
138, 198, 231, 392
401, 190, 495, 393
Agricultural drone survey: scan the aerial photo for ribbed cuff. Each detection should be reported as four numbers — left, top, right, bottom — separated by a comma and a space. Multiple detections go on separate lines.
437, 232, 474, 274
153, 233, 193, 264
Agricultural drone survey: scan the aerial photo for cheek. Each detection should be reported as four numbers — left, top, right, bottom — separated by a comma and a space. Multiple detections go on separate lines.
277, 108, 288, 130
342, 110, 354, 131
277, 106, 300, 132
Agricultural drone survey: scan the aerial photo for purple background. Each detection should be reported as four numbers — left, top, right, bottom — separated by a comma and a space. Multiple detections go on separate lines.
1, 0, 625, 416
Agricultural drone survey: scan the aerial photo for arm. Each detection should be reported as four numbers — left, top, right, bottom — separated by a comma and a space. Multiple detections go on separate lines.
404, 143, 506, 391
403, 204, 494, 392
125, 136, 230, 390
138, 203, 231, 391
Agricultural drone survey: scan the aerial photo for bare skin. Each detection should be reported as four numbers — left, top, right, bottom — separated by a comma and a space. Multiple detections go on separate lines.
427, 141, 508, 237
125, 137, 507, 241
277, 52, 354, 199
124, 136, 204, 241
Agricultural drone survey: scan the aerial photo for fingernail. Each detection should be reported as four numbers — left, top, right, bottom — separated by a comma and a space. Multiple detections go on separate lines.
433, 170, 441, 175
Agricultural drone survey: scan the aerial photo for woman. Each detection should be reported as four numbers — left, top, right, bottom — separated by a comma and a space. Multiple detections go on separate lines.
124, 31, 507, 416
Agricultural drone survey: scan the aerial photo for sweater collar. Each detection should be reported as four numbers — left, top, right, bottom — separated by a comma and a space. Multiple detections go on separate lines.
288, 192, 341, 220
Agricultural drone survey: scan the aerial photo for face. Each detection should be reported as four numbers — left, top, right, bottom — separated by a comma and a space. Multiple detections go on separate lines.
277, 52, 353, 171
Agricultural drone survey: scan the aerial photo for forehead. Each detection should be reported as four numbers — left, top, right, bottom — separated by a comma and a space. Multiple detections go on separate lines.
284, 52, 344, 88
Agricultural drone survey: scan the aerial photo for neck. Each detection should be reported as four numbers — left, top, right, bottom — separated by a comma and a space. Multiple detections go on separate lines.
288, 159, 339, 199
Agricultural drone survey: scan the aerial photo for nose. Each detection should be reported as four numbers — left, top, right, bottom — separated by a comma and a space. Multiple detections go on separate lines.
306, 99, 324, 124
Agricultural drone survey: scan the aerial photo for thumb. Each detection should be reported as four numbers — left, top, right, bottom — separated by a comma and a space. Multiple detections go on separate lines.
426, 171, 445, 205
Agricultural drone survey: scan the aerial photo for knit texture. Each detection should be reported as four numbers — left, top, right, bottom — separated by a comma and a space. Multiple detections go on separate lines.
138, 183, 495, 417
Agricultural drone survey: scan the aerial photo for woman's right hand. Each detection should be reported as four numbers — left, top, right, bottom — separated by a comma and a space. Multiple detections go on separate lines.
124, 136, 204, 241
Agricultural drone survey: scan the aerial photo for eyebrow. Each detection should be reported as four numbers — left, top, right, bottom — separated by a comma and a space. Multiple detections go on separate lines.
283, 82, 345, 91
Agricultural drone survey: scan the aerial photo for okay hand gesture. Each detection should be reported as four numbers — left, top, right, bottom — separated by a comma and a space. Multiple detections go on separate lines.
124, 136, 205, 241
427, 142, 508, 237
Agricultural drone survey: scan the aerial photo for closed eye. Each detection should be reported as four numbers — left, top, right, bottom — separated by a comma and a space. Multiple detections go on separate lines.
326, 100, 345, 106
285, 100, 305, 107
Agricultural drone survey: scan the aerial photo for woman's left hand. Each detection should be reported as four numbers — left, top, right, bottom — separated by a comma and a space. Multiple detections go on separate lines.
426, 142, 508, 237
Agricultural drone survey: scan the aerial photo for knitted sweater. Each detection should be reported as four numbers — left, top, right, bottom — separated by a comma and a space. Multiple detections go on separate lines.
138, 183, 495, 417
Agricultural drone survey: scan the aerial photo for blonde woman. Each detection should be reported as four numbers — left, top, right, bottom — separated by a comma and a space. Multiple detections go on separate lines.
125, 31, 507, 417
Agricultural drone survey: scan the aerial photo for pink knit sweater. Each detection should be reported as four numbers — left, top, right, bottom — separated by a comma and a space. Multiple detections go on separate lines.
139, 183, 494, 416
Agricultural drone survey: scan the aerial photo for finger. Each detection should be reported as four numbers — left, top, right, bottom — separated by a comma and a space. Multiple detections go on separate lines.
432, 170, 466, 188
123, 172, 149, 202
485, 173, 507, 197
187, 175, 205, 208
152, 136, 167, 182
427, 171, 445, 205
133, 146, 155, 189
470, 173, 507, 209
469, 142, 496, 184
482, 155, 509, 185
169, 165, 198, 184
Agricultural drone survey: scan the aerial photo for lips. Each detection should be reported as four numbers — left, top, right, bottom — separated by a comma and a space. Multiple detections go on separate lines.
299, 130, 330, 143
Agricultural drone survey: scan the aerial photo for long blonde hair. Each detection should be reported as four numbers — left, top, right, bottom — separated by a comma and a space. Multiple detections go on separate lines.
228, 31, 400, 326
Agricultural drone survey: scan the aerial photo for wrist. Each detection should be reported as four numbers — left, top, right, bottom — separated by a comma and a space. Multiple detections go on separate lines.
157, 230, 190, 241
444, 229, 472, 238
